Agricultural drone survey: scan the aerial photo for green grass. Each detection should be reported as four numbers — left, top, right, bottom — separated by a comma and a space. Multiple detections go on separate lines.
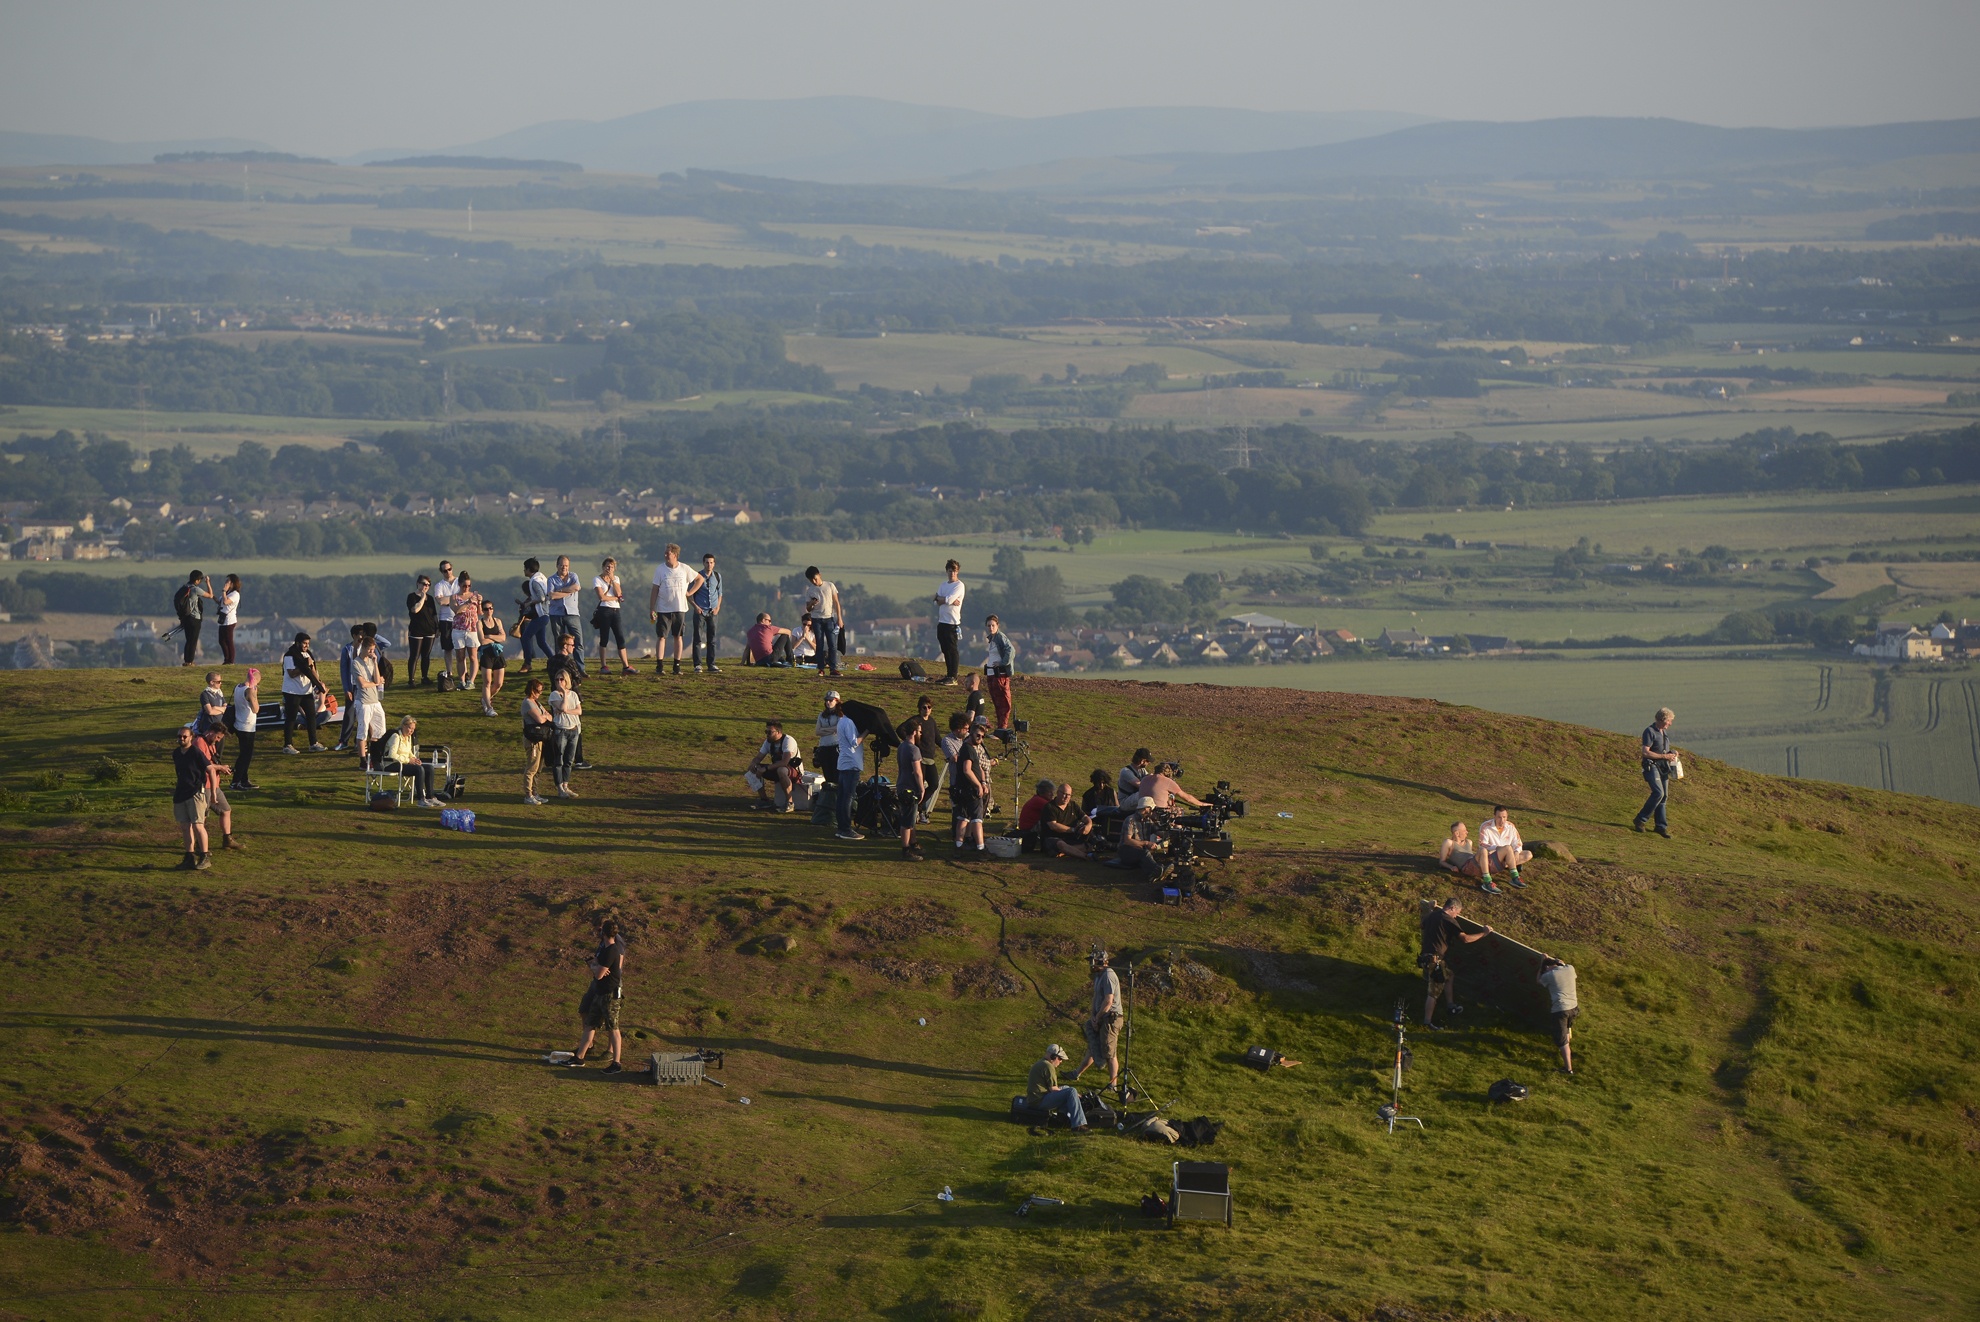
0, 405, 403, 456
0, 666, 1974, 1318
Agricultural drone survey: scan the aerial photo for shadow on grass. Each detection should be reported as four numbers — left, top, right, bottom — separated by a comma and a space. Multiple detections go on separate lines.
1322, 764, 1623, 831
758, 1089, 995, 1120
660, 1034, 999, 1083
3, 1013, 526, 1064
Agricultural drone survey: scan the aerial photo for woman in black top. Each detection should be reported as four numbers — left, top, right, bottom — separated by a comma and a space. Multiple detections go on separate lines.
1082, 768, 1118, 814
407, 574, 439, 685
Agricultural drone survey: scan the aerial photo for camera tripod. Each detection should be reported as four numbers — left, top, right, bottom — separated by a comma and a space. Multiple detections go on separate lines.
1379, 999, 1425, 1134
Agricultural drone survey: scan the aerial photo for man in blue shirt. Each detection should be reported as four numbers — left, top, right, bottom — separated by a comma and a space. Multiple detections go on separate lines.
691, 551, 724, 674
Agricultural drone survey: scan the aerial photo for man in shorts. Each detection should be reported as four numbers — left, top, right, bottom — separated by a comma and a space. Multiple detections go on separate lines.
1074, 949, 1123, 1095
567, 919, 627, 1073
432, 560, 459, 679
895, 725, 926, 861
171, 726, 212, 871
1539, 955, 1579, 1074
648, 543, 704, 677
950, 721, 988, 856
1420, 897, 1492, 1029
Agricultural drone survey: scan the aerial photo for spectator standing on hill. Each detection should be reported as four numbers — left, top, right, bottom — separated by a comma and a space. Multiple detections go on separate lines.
982, 615, 1016, 730
197, 720, 242, 852
520, 678, 551, 806
648, 544, 702, 677
1420, 897, 1492, 1029
961, 673, 986, 727
350, 630, 386, 767
432, 561, 459, 677
1634, 707, 1679, 838
813, 692, 842, 777
833, 693, 866, 841
171, 726, 212, 871
216, 574, 242, 665
406, 573, 438, 685
516, 557, 549, 672
548, 670, 583, 799
546, 632, 591, 771
951, 722, 988, 856
1478, 806, 1532, 892
195, 671, 228, 733
332, 624, 360, 753
567, 919, 627, 1073
896, 725, 926, 860
896, 695, 941, 823
479, 612, 507, 716
456, 574, 487, 692
691, 551, 724, 674
593, 557, 632, 676
229, 668, 261, 792
279, 632, 327, 754
1539, 955, 1579, 1075
171, 571, 213, 666
546, 555, 583, 653
933, 560, 965, 684
802, 567, 843, 678
745, 612, 795, 667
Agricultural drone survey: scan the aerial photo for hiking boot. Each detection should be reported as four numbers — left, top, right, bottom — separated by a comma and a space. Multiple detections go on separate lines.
1479, 878, 1503, 895
904, 848, 924, 862
176, 852, 197, 870
223, 835, 244, 851
1632, 819, 1647, 832
1657, 825, 1673, 838
193, 853, 212, 871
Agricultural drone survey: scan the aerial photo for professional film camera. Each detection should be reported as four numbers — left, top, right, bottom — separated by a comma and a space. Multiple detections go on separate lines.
1145, 777, 1245, 894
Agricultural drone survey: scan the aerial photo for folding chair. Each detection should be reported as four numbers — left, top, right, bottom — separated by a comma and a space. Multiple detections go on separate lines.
362, 762, 415, 805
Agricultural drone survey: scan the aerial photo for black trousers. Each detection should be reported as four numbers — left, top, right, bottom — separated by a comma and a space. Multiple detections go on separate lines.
937, 623, 960, 680
218, 624, 236, 665
282, 693, 318, 748
179, 616, 201, 665
408, 634, 434, 682
232, 730, 255, 785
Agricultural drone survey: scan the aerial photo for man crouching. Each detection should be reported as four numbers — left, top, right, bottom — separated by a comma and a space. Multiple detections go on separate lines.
1026, 1043, 1092, 1133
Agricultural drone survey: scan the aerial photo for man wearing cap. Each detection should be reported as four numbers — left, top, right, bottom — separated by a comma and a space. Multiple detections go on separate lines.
1026, 1043, 1091, 1133
1075, 949, 1123, 1094
832, 690, 866, 841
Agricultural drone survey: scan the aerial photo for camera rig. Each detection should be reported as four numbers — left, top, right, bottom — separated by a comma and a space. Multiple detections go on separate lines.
1144, 780, 1245, 893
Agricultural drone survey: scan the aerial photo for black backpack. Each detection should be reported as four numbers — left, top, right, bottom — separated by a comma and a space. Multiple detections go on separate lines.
172, 583, 195, 618
899, 659, 927, 682
1177, 1117, 1223, 1147
1488, 1079, 1530, 1103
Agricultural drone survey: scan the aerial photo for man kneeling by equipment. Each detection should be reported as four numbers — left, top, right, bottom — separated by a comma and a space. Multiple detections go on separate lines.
745, 719, 803, 811
1026, 1043, 1092, 1133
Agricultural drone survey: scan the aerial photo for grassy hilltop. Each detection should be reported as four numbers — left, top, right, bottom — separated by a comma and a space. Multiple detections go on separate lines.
0, 665, 1974, 1320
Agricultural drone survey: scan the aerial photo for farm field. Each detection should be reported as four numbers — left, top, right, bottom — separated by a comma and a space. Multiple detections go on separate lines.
0, 405, 397, 456
1119, 653, 1980, 806
0, 666, 1974, 1318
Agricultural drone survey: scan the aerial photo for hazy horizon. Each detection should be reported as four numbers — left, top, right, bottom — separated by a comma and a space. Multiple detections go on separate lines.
2, 0, 1977, 159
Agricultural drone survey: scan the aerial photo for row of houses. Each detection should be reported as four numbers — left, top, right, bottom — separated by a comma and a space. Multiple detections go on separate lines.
1852, 620, 1980, 661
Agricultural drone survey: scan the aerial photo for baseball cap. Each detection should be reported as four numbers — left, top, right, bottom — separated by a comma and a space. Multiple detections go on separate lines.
1045, 1044, 1067, 1060
970, 714, 990, 727
825, 690, 842, 702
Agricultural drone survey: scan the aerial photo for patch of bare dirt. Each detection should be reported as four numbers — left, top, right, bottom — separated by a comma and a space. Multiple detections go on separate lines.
839, 900, 961, 948
952, 961, 1025, 999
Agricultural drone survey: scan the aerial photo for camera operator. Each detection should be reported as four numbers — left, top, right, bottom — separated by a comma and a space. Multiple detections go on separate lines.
1125, 761, 1206, 812
1074, 949, 1123, 1094
1420, 897, 1492, 1030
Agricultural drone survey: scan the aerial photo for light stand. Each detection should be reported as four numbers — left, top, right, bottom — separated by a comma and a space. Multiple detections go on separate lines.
1379, 999, 1425, 1134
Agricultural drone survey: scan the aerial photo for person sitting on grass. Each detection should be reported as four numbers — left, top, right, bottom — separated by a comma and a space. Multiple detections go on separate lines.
1082, 769, 1118, 814
745, 612, 796, 667
1018, 778, 1057, 849
1107, 805, 1159, 873
1039, 781, 1095, 860
1478, 805, 1533, 894
745, 720, 802, 812
1025, 1043, 1091, 1134
1437, 820, 1482, 878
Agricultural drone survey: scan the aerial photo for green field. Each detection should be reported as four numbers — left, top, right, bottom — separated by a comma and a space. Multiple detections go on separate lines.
1111, 653, 1980, 807
0, 666, 1974, 1318
0, 405, 398, 456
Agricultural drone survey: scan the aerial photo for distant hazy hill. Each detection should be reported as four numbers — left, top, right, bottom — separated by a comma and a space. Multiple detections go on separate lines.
0, 131, 275, 167
390, 96, 1431, 182
1157, 115, 1980, 185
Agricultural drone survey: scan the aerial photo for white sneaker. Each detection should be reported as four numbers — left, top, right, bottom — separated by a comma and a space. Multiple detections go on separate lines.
523, 794, 544, 805
558, 786, 578, 799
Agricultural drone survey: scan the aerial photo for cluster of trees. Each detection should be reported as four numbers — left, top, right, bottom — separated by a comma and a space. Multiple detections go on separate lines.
577, 312, 831, 402
9, 420, 1980, 550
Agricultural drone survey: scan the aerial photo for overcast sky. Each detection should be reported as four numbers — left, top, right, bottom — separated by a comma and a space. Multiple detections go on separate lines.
3, 0, 1976, 156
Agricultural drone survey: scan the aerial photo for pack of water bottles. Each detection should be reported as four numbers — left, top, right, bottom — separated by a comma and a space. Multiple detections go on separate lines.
439, 807, 476, 833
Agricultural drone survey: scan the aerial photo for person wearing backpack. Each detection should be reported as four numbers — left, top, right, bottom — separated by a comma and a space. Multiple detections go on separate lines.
171, 571, 213, 666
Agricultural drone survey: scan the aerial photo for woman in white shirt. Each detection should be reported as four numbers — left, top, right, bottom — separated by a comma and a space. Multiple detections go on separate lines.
350, 633, 386, 766
548, 671, 583, 799
217, 574, 242, 665
593, 557, 632, 676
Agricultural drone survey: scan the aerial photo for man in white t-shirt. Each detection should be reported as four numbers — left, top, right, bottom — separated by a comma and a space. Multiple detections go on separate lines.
1478, 806, 1533, 893
744, 719, 803, 812
647, 543, 705, 677
932, 559, 965, 684
802, 566, 844, 678
431, 561, 459, 677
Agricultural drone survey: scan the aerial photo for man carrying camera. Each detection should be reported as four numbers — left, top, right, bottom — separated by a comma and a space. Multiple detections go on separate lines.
1421, 897, 1492, 1029
746, 719, 802, 812
1075, 949, 1123, 1094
